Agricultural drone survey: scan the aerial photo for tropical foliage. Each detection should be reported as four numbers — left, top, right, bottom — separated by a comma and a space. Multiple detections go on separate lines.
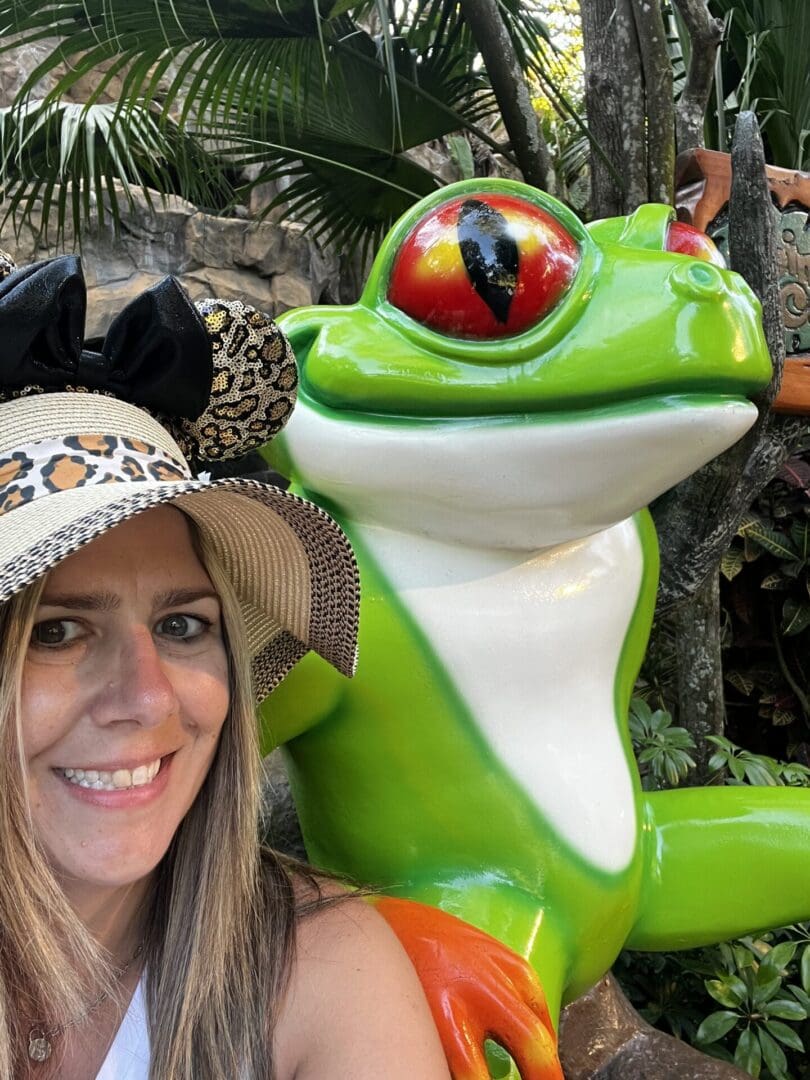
708, 0, 810, 169
623, 711, 810, 1078
0, 0, 557, 252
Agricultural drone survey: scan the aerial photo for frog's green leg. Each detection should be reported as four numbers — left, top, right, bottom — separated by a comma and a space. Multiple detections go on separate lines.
627, 787, 810, 950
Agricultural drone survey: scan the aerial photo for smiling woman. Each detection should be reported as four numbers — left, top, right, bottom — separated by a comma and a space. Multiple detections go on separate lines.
0, 254, 450, 1080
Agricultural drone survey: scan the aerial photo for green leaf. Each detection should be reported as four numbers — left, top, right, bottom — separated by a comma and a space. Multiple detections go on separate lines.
760, 572, 789, 590
726, 670, 755, 696
743, 758, 780, 787
445, 134, 474, 180
772, 708, 798, 727
763, 997, 806, 1020
761, 941, 798, 977
734, 1027, 761, 1076
764, 1019, 804, 1051
721, 545, 745, 581
758, 1027, 788, 1078
738, 515, 798, 560
802, 943, 810, 992
707, 976, 747, 1008
752, 975, 781, 1007
696, 1010, 740, 1044
729, 756, 747, 782
781, 598, 810, 637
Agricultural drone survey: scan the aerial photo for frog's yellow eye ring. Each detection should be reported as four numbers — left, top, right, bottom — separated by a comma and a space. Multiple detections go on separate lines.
386, 193, 581, 340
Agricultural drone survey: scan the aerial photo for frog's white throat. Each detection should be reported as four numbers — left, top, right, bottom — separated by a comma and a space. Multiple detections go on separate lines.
281, 395, 755, 872
282, 396, 757, 549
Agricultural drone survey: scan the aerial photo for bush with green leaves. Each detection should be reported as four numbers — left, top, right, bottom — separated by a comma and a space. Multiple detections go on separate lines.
720, 449, 810, 763
628, 697, 696, 789
619, 706, 810, 1078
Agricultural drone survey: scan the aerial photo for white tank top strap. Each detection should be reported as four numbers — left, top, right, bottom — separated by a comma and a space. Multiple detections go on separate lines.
95, 974, 150, 1080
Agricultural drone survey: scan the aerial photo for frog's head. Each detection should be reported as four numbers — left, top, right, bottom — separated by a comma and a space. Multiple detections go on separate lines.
269, 179, 771, 549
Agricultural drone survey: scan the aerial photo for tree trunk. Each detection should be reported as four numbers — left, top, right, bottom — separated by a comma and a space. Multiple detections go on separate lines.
671, 573, 726, 779
632, 0, 675, 205
459, 0, 554, 191
672, 0, 725, 153
580, 0, 625, 217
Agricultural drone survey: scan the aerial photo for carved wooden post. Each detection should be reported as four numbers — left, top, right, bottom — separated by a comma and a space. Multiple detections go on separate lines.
651, 113, 806, 777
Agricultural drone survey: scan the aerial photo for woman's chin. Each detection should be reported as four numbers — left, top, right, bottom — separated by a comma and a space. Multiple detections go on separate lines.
47, 844, 166, 894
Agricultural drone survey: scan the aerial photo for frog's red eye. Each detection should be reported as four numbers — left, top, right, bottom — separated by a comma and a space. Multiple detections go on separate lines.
665, 222, 726, 268
387, 194, 580, 339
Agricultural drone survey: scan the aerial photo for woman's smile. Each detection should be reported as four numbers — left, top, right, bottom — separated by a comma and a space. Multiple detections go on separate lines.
21, 507, 230, 891
54, 750, 174, 805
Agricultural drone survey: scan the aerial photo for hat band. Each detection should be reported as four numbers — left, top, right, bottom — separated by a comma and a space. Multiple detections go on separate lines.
0, 435, 190, 516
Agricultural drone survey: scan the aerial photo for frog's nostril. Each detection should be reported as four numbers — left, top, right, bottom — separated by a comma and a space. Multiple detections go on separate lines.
669, 261, 725, 300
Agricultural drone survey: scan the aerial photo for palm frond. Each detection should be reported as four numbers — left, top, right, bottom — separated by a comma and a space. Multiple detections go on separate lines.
0, 99, 235, 243
0, 0, 573, 248
709, 0, 810, 169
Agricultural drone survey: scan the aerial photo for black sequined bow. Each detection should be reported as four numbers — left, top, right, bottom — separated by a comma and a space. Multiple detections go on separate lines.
0, 255, 213, 420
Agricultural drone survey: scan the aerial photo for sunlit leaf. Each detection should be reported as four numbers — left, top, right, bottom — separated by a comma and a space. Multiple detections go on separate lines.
695, 1010, 740, 1044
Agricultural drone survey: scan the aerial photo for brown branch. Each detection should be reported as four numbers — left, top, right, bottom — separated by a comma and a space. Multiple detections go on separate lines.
615, 0, 647, 211
728, 111, 784, 408
672, 0, 724, 153
458, 0, 553, 191
631, 0, 675, 204
580, 0, 625, 217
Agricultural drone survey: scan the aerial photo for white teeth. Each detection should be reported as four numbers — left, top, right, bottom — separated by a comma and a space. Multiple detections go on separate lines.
59, 758, 162, 792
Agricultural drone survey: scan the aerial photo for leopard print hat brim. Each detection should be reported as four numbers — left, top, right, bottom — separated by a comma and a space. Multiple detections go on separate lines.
0, 394, 359, 698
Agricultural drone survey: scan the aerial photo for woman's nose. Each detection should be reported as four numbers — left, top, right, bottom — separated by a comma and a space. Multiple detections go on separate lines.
92, 625, 179, 728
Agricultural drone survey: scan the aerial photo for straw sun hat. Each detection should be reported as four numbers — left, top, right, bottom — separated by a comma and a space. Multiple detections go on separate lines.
0, 253, 358, 698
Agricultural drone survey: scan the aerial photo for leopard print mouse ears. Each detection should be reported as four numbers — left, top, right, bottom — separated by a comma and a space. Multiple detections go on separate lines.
0, 250, 297, 464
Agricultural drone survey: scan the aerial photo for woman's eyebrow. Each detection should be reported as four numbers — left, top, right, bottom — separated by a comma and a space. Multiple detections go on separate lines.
39, 591, 120, 611
153, 588, 220, 609
37, 588, 219, 611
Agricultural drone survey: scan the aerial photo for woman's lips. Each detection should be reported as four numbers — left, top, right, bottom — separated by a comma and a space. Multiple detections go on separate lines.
54, 752, 175, 808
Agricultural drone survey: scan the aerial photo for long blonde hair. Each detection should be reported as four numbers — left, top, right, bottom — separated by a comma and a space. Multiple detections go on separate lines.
0, 518, 303, 1079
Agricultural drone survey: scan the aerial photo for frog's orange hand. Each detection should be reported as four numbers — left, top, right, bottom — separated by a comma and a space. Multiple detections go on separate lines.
374, 897, 563, 1080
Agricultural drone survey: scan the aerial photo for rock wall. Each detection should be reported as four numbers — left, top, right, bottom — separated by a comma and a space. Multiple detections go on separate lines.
0, 38, 346, 330
0, 189, 344, 335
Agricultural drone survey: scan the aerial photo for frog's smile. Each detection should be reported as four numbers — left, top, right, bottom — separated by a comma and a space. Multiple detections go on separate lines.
280, 392, 756, 549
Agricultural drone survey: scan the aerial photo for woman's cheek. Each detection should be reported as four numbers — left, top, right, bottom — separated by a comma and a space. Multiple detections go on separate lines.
20, 663, 84, 758
178, 661, 230, 735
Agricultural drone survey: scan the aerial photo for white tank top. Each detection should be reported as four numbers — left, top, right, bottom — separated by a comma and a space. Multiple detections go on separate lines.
95, 976, 150, 1080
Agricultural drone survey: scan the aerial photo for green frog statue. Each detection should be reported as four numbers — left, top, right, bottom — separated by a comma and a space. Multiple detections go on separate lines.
258, 179, 809, 1078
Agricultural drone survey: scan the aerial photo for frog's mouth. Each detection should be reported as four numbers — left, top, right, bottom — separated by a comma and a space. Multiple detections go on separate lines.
278, 392, 757, 549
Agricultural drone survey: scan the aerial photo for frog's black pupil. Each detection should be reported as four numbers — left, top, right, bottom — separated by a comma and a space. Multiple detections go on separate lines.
165, 616, 188, 636
457, 199, 519, 324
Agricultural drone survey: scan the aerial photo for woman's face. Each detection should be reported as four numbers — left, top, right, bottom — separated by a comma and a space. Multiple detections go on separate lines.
21, 505, 230, 892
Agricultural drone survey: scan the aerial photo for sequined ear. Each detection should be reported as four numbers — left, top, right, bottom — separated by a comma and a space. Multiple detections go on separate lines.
177, 298, 298, 462
0, 249, 18, 282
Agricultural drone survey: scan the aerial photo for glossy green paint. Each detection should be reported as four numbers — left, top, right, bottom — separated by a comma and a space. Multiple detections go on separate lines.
633, 786, 810, 950
257, 180, 810, 1046
280, 179, 771, 418
262, 508, 658, 1013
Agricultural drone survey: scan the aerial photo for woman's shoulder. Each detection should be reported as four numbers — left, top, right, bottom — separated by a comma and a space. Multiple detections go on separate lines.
273, 880, 450, 1080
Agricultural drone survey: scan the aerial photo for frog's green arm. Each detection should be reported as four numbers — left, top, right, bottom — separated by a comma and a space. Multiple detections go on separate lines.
627, 787, 810, 950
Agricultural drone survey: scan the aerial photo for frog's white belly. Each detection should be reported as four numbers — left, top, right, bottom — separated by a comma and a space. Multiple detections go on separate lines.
354, 518, 643, 874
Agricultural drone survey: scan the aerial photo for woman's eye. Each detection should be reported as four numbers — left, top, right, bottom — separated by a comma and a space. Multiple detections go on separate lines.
31, 619, 83, 647
156, 614, 210, 641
